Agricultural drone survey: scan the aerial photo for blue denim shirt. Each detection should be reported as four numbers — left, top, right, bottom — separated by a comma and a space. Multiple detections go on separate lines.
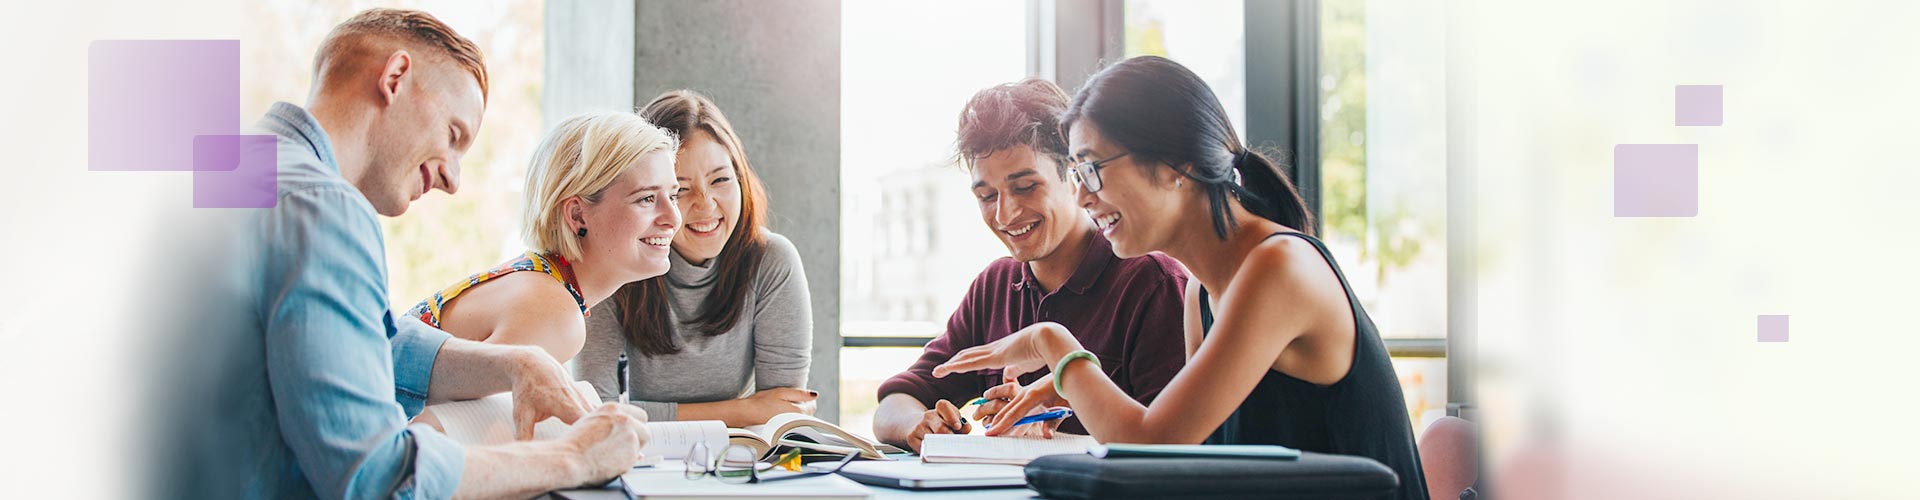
167, 102, 464, 499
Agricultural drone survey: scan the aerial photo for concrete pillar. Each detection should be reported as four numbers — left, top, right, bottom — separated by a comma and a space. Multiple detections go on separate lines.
628, 0, 844, 422
544, 0, 637, 129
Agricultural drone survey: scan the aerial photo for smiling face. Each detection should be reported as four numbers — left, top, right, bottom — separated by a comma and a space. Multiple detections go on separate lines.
670, 130, 742, 265
1068, 121, 1190, 259
359, 59, 485, 217
572, 150, 683, 282
971, 146, 1086, 262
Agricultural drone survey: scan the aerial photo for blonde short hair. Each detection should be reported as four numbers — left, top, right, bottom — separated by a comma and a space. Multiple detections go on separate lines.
522, 112, 678, 261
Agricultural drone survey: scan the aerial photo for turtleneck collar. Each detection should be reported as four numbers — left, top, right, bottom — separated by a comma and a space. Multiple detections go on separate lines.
666, 248, 718, 289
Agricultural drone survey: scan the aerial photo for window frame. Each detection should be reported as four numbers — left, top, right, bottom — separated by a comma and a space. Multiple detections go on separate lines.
838, 0, 1470, 411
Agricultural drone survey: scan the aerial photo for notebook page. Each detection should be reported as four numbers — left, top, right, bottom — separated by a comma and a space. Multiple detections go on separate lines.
623, 467, 870, 499
919, 433, 1100, 465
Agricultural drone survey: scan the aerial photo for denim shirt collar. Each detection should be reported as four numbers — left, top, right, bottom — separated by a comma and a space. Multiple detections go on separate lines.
258, 101, 340, 175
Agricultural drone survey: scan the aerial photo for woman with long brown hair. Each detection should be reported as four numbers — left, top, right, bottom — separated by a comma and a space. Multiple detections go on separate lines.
575, 90, 817, 427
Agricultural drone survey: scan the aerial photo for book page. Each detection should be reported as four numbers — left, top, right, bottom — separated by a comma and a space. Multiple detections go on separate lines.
782, 425, 905, 454
641, 420, 729, 460
764, 413, 841, 441
430, 382, 597, 445
920, 433, 1100, 465
423, 381, 726, 461
762, 413, 885, 447
742, 412, 900, 458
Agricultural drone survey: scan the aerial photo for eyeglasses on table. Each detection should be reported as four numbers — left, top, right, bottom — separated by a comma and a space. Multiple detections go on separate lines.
681, 441, 860, 484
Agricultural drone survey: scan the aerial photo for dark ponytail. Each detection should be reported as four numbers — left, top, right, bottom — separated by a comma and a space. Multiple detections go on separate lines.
1232, 147, 1314, 236
1062, 55, 1315, 239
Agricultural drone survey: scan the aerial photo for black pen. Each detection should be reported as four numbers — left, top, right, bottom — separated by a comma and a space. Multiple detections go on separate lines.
617, 352, 629, 405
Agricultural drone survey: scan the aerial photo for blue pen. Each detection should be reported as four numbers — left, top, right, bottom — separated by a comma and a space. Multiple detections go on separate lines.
991, 408, 1075, 429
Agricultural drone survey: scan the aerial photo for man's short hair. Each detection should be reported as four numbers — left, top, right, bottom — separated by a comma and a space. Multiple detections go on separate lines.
313, 8, 489, 100
954, 78, 1071, 176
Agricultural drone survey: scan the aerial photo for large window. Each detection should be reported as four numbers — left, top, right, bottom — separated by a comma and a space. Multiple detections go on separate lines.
1124, 0, 1247, 136
1126, 0, 1450, 428
838, 0, 1454, 433
1320, 0, 1451, 427
838, 0, 1031, 434
244, 0, 546, 310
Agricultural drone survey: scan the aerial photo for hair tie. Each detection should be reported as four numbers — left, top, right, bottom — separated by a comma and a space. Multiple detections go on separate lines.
1230, 149, 1249, 185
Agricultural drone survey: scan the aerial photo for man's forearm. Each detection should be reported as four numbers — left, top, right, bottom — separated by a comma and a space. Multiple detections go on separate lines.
427, 338, 541, 404
873, 393, 928, 448
452, 439, 588, 500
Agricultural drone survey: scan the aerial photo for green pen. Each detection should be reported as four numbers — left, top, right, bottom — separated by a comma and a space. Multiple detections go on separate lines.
965, 397, 990, 407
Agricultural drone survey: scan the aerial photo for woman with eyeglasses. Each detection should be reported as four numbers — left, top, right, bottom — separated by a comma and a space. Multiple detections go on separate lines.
931, 56, 1430, 500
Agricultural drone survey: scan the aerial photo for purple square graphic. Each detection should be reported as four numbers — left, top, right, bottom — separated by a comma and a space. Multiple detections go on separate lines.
1757, 314, 1789, 342
1613, 144, 1698, 217
193, 135, 278, 208
1675, 85, 1722, 126
89, 40, 239, 171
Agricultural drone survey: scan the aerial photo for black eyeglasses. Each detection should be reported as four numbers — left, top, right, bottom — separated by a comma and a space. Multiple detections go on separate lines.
681, 441, 860, 484
1069, 151, 1130, 193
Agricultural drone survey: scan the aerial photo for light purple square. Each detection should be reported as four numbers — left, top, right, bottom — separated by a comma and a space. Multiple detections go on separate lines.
1613, 144, 1698, 217
193, 135, 278, 209
88, 40, 239, 171
1757, 315, 1789, 342
1675, 85, 1722, 126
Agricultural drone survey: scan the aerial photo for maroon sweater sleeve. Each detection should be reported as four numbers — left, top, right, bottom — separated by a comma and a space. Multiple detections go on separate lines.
1116, 256, 1190, 405
876, 271, 990, 409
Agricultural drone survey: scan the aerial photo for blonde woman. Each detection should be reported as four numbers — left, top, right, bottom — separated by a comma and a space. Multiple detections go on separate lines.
575, 90, 817, 427
408, 112, 683, 366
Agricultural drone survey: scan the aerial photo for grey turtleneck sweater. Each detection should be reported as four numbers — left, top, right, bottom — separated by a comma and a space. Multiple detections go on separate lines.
574, 231, 814, 421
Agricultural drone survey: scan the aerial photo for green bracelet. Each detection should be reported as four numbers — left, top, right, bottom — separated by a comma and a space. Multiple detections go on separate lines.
1052, 350, 1101, 396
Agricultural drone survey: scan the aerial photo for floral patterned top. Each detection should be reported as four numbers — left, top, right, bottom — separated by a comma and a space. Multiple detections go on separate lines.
408, 251, 588, 328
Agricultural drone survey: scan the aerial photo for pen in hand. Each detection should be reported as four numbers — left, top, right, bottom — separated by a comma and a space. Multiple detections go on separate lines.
956, 397, 994, 433
988, 408, 1074, 430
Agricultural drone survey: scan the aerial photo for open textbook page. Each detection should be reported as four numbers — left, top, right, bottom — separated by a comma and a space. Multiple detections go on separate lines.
424, 381, 729, 462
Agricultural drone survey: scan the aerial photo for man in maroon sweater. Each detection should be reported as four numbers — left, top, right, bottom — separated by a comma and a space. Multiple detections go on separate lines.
873, 79, 1189, 452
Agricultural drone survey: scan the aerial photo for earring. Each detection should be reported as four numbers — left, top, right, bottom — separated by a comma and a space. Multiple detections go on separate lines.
576, 227, 588, 238
1176, 178, 1184, 188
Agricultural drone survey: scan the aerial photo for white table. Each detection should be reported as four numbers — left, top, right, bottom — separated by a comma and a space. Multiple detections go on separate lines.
547, 461, 1041, 500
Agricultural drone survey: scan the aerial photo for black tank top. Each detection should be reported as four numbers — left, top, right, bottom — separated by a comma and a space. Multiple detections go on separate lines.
1199, 232, 1430, 500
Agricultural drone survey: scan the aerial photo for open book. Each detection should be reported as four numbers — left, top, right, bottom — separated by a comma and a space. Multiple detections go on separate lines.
731, 412, 906, 460
919, 433, 1101, 465
422, 384, 900, 462
425, 381, 728, 463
